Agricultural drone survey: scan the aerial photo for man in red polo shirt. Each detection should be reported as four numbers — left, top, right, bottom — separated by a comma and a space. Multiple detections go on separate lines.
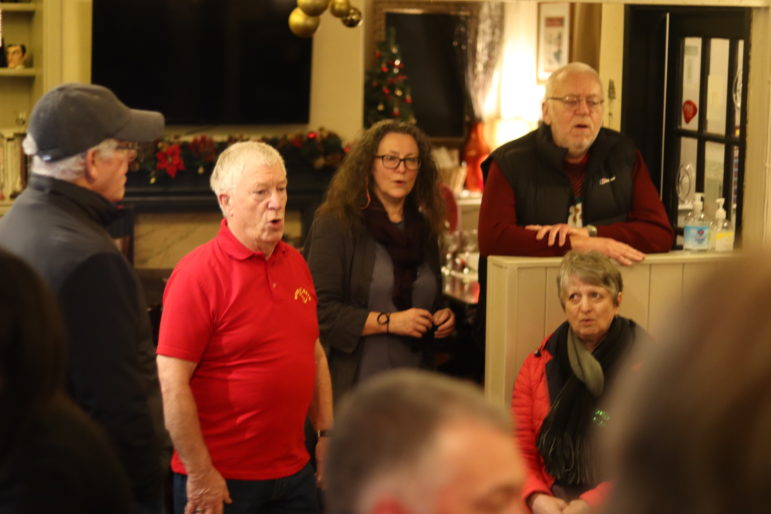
156, 141, 333, 514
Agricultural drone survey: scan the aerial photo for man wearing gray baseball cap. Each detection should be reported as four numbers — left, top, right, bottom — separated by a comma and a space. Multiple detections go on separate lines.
0, 83, 170, 514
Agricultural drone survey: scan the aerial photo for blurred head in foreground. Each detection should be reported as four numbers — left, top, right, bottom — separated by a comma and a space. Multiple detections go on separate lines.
604, 253, 771, 514
325, 369, 525, 514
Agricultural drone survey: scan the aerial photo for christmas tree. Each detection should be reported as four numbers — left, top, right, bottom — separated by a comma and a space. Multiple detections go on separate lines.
364, 27, 416, 127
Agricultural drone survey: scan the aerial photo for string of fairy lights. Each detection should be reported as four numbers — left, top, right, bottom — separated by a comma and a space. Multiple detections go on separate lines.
288, 0, 362, 38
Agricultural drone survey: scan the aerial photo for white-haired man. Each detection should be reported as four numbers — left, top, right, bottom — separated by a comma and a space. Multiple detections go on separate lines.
479, 61, 673, 265
0, 83, 169, 514
156, 142, 333, 514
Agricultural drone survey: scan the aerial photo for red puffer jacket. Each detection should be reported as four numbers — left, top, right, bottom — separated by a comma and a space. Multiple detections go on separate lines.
511, 332, 611, 512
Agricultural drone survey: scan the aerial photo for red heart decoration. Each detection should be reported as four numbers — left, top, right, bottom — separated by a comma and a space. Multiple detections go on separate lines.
683, 100, 698, 124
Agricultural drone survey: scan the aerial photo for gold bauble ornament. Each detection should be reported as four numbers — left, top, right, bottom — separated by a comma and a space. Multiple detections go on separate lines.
298, 0, 328, 17
288, 7, 320, 38
329, 0, 350, 18
341, 6, 362, 28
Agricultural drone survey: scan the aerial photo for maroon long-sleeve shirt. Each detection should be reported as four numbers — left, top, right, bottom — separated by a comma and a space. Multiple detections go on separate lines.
478, 151, 674, 257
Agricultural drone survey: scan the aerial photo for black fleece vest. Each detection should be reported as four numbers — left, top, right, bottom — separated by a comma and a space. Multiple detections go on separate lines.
482, 124, 636, 226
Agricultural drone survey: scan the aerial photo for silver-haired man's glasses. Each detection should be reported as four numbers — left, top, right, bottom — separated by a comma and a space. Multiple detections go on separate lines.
547, 95, 604, 111
375, 154, 421, 171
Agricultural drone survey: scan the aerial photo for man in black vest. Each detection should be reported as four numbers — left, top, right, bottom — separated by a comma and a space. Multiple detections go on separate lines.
471, 63, 673, 383
478, 62, 673, 265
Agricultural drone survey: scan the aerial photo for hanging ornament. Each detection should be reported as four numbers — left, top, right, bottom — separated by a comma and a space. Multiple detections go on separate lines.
341, 6, 362, 28
330, 0, 351, 18
393, 108, 400, 117
288, 7, 320, 38
377, 103, 385, 112
298, 0, 329, 17
394, 88, 403, 97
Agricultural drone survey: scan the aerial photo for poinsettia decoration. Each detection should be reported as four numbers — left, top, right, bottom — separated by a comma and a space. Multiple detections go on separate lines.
133, 128, 348, 184
155, 143, 185, 180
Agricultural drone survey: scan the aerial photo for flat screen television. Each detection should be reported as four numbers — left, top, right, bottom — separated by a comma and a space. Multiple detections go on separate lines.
92, 0, 312, 125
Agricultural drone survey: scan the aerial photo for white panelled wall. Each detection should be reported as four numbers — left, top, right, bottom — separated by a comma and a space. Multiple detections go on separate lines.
484, 252, 739, 408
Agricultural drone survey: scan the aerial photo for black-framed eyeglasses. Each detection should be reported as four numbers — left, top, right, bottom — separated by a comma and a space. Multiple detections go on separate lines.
375, 154, 421, 171
547, 95, 604, 110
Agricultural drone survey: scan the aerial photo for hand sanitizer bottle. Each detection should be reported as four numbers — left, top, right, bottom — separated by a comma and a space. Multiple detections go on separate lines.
710, 198, 735, 252
684, 193, 710, 251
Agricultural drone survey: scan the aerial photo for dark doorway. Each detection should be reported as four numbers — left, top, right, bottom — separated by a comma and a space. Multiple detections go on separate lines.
622, 6, 750, 246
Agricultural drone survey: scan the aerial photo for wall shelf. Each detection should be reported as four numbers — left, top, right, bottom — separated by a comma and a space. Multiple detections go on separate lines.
0, 3, 37, 12
0, 68, 36, 78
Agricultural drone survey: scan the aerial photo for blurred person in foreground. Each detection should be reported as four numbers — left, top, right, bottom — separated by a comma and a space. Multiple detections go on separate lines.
157, 142, 333, 514
325, 369, 525, 514
304, 120, 454, 403
513, 251, 648, 514
0, 83, 169, 513
0, 248, 133, 513
603, 253, 771, 514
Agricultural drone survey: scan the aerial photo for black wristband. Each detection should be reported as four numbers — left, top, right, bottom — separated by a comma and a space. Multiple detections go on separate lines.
318, 429, 333, 438
376, 312, 391, 335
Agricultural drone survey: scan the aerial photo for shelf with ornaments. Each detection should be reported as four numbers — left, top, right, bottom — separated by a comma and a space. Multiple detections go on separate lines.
0, 67, 35, 77
0, 0, 42, 129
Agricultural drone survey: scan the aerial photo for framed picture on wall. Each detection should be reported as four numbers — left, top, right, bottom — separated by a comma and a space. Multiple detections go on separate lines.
537, 3, 571, 82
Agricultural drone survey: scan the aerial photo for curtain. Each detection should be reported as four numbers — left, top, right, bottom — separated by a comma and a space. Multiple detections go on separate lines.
463, 2, 505, 123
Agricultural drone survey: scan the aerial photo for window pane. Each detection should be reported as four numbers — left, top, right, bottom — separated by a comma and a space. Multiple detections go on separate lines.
733, 40, 744, 137
730, 145, 740, 221
706, 38, 729, 135
676, 137, 698, 240
704, 141, 725, 218
680, 37, 701, 130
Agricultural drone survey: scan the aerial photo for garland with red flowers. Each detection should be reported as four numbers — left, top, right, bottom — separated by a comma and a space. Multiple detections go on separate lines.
133, 129, 348, 184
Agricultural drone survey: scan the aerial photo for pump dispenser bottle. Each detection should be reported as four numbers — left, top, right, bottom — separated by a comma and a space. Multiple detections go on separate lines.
710, 198, 735, 251
684, 193, 710, 251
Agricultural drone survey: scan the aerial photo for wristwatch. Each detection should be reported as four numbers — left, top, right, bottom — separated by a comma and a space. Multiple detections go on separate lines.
377, 312, 391, 334
586, 225, 598, 237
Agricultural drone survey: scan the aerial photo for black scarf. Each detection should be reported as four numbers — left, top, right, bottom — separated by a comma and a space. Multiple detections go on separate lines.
362, 194, 426, 310
536, 316, 637, 487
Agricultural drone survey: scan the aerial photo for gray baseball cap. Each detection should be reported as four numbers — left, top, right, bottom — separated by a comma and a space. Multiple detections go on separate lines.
28, 83, 165, 162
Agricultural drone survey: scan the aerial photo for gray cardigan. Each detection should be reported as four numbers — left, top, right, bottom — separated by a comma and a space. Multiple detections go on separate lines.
303, 211, 444, 402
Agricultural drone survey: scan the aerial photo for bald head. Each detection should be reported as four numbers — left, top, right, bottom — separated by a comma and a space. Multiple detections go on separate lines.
542, 62, 605, 162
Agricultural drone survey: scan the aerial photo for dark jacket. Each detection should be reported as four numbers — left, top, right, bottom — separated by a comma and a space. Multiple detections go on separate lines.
303, 212, 443, 402
483, 124, 635, 227
0, 174, 168, 502
0, 394, 133, 514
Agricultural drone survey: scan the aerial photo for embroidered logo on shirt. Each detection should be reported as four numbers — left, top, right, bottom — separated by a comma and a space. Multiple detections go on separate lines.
294, 287, 312, 304
599, 176, 617, 185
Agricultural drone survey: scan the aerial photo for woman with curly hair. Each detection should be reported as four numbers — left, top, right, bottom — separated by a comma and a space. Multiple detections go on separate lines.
304, 120, 455, 402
